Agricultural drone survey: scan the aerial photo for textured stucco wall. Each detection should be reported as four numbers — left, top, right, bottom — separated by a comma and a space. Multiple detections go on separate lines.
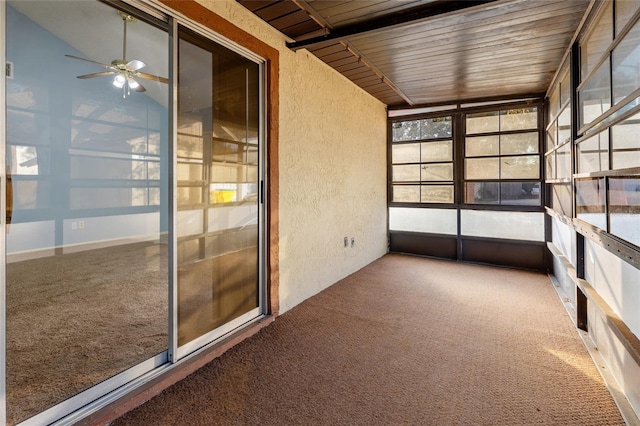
196, 0, 389, 313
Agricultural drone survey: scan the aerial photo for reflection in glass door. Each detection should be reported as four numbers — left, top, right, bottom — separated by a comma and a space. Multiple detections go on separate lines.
4, 1, 169, 424
177, 26, 261, 351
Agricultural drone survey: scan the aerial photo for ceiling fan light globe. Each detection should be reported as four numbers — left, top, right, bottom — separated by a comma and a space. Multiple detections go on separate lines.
113, 73, 126, 88
127, 77, 140, 89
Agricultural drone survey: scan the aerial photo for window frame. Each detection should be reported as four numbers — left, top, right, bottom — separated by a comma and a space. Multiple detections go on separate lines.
388, 100, 545, 213
462, 106, 543, 207
545, 0, 640, 258
388, 114, 455, 205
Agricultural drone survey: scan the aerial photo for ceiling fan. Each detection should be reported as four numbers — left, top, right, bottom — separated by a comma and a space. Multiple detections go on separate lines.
65, 11, 168, 98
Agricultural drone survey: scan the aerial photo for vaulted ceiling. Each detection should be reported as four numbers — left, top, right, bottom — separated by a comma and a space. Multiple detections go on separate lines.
237, 0, 592, 107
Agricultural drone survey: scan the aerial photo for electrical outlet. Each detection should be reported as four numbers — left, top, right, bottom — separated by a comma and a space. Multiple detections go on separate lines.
344, 237, 348, 247
6, 62, 14, 79
78, 221, 85, 229
351, 237, 355, 248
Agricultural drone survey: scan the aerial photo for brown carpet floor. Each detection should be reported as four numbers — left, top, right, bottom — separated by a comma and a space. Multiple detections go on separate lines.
112, 254, 624, 425
6, 242, 168, 425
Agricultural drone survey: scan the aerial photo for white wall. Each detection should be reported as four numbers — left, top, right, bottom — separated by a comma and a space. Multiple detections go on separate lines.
551, 216, 575, 265
550, 216, 577, 307
586, 244, 640, 420
198, 0, 389, 313
585, 239, 640, 339
549, 216, 640, 419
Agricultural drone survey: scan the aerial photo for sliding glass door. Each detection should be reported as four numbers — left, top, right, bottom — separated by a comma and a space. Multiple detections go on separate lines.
4, 2, 170, 424
176, 26, 262, 354
2, 1, 265, 424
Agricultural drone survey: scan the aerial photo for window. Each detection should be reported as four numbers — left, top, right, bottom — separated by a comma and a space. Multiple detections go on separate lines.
546, 0, 640, 250
547, 62, 573, 217
390, 116, 454, 203
575, 177, 607, 229
464, 108, 541, 206
388, 104, 545, 268
577, 130, 609, 173
389, 104, 543, 208
612, 113, 640, 169
610, 177, 640, 246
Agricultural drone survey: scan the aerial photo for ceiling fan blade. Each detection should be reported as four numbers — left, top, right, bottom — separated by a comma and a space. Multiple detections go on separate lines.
130, 76, 147, 92
77, 71, 115, 79
65, 54, 111, 69
126, 59, 146, 71
137, 72, 169, 84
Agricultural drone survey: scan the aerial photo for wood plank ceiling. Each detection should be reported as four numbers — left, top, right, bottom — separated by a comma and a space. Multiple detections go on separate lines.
237, 0, 591, 108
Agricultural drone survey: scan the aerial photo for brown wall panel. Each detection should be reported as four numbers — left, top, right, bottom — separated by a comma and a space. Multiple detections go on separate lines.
461, 238, 547, 271
391, 232, 547, 271
390, 232, 457, 259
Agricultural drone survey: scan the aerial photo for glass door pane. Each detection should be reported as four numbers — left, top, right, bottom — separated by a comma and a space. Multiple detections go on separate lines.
177, 27, 260, 349
5, 1, 169, 423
